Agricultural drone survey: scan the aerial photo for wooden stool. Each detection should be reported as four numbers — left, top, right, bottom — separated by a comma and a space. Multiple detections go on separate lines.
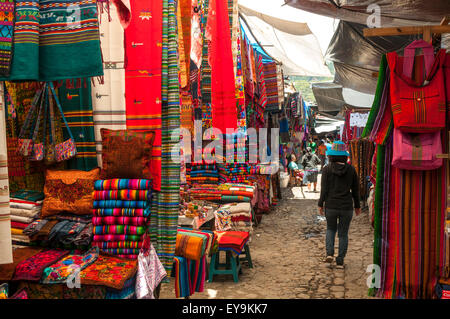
239, 244, 253, 268
208, 249, 242, 283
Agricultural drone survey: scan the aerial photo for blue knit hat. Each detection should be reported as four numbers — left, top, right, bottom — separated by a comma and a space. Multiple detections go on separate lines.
326, 141, 349, 156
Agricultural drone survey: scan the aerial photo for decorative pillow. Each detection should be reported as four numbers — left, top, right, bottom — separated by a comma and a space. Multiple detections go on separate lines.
100, 128, 155, 180
41, 168, 100, 218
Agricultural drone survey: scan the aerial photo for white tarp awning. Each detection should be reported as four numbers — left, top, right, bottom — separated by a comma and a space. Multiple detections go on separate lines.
238, 0, 333, 77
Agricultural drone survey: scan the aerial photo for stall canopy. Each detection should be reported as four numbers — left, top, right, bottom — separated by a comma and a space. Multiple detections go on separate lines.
284, 0, 450, 26
238, 0, 332, 77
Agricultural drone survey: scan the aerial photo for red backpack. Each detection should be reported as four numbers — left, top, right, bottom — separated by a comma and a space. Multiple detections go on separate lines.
387, 40, 447, 132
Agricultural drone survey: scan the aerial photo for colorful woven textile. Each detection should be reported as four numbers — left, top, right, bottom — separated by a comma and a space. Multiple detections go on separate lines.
148, 0, 180, 276
0, 247, 43, 281
263, 62, 279, 109
79, 253, 138, 290
215, 230, 249, 255
124, 0, 162, 191
93, 241, 143, 249
93, 234, 142, 242
94, 179, 152, 191
93, 200, 148, 209
12, 249, 70, 281
16, 281, 106, 299
10, 190, 44, 202
58, 80, 98, 171
93, 225, 146, 236
93, 190, 151, 201
175, 233, 206, 261
105, 277, 136, 299
206, 0, 238, 134
101, 248, 140, 255
41, 247, 99, 284
92, 216, 147, 226
93, 208, 150, 217
0, 0, 14, 77
72, 223, 93, 247
38, 0, 103, 81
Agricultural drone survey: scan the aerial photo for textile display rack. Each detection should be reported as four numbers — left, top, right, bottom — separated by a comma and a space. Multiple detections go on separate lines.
363, 18, 450, 299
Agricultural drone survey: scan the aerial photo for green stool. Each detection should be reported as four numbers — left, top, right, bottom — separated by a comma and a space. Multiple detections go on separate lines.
239, 244, 253, 268
208, 249, 242, 283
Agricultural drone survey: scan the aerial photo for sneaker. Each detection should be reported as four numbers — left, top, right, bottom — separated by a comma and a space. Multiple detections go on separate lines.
336, 257, 345, 269
325, 256, 334, 263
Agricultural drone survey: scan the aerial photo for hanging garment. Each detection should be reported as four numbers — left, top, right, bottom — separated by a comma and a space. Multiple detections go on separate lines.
92, 5, 126, 166
0, 0, 103, 82
123, 0, 162, 191
387, 40, 446, 132
206, 0, 238, 134
59, 80, 98, 171
0, 1, 15, 77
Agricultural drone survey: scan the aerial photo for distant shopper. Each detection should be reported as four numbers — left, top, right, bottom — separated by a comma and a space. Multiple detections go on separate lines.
318, 141, 361, 268
317, 140, 327, 171
301, 147, 321, 192
307, 137, 317, 154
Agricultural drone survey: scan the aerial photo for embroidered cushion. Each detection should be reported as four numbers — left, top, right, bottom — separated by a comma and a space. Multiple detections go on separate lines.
100, 128, 155, 180
41, 168, 100, 217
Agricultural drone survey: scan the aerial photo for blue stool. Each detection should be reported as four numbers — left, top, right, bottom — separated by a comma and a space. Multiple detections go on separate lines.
208, 244, 252, 283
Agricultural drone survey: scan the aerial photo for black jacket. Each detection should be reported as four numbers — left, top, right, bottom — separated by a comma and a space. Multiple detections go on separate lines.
318, 162, 360, 210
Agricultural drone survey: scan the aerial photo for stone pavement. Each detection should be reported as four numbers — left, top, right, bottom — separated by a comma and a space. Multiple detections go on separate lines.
159, 184, 376, 299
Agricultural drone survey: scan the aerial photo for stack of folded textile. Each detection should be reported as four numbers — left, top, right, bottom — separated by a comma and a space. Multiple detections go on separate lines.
188, 183, 255, 203
214, 230, 250, 255
188, 164, 219, 185
217, 163, 258, 185
9, 190, 44, 247
172, 228, 217, 298
217, 202, 253, 235
92, 179, 152, 259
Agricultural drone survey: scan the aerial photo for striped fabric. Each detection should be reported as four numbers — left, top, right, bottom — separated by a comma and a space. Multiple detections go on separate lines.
59, 80, 98, 171
148, 0, 180, 277
0, 1, 14, 77
0, 86, 12, 263
92, 6, 126, 166
263, 62, 279, 109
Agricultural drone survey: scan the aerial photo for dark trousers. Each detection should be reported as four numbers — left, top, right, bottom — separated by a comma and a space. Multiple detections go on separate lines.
325, 208, 353, 263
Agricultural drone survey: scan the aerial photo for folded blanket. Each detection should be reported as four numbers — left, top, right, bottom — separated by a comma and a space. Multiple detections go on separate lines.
11, 221, 29, 230
13, 249, 70, 281
175, 233, 205, 261
93, 208, 150, 217
92, 241, 144, 249
10, 199, 42, 210
92, 216, 148, 226
93, 225, 147, 236
94, 179, 152, 191
93, 200, 148, 209
80, 254, 138, 290
11, 228, 24, 236
10, 190, 45, 202
11, 215, 34, 224
41, 247, 99, 284
23, 219, 48, 236
101, 248, 141, 255
48, 221, 87, 245
177, 228, 216, 256
11, 235, 31, 243
223, 202, 251, 214
215, 231, 249, 255
93, 234, 143, 242
221, 195, 251, 202
93, 190, 151, 201
231, 215, 252, 222
10, 208, 40, 218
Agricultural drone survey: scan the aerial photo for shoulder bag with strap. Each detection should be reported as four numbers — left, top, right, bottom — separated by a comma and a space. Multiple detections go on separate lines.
17, 88, 44, 157
48, 82, 77, 162
29, 84, 47, 161
387, 40, 446, 132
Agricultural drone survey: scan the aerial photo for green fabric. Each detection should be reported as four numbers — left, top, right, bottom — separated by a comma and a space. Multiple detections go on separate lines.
58, 79, 98, 171
369, 144, 385, 297
362, 55, 387, 138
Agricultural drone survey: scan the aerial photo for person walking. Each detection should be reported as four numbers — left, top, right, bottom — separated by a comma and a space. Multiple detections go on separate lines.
317, 140, 327, 172
301, 147, 321, 192
318, 141, 361, 268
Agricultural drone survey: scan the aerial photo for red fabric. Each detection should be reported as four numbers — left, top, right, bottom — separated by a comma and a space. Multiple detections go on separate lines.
387, 49, 447, 132
124, 0, 162, 191
444, 53, 450, 122
216, 231, 249, 254
11, 221, 29, 230
206, 0, 237, 134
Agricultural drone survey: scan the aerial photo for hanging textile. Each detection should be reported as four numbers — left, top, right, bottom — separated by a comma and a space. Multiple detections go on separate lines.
0, 0, 14, 78
206, 0, 237, 134
0, 84, 12, 263
59, 80, 98, 171
263, 61, 279, 110
92, 5, 127, 166
177, 0, 192, 89
0, 0, 103, 82
123, 0, 162, 191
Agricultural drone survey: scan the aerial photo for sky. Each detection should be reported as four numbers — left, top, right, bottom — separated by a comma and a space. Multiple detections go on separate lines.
237, 0, 339, 55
